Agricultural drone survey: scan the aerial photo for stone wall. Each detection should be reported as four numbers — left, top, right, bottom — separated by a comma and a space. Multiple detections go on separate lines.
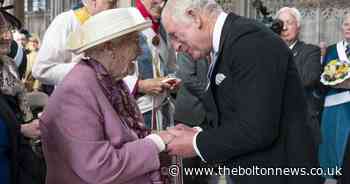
11, 0, 350, 47
227, 0, 350, 46
23, 0, 131, 39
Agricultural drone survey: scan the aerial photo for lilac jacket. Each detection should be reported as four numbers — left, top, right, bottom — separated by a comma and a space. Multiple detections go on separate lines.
40, 62, 162, 184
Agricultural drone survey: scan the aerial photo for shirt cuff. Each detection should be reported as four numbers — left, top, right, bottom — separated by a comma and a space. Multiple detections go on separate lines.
146, 134, 166, 152
193, 126, 203, 132
193, 129, 207, 162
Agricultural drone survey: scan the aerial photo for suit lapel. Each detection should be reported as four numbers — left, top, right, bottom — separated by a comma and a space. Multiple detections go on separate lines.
292, 40, 303, 57
291, 40, 303, 67
205, 14, 240, 128
211, 13, 239, 84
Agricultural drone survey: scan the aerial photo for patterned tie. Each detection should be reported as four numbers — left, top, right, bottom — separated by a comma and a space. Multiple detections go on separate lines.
207, 52, 218, 79
346, 44, 350, 58
205, 52, 219, 91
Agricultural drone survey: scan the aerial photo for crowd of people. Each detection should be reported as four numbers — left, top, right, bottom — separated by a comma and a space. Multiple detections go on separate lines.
1, 0, 350, 184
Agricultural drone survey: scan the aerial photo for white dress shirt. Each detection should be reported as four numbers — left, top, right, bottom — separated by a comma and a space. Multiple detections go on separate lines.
33, 10, 81, 85
289, 40, 298, 50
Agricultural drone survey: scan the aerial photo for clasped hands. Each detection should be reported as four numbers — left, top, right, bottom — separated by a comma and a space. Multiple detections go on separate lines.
21, 119, 41, 139
157, 124, 199, 158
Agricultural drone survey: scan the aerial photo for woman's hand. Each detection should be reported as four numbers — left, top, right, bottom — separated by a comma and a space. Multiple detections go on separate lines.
138, 78, 171, 95
162, 77, 182, 91
21, 119, 41, 139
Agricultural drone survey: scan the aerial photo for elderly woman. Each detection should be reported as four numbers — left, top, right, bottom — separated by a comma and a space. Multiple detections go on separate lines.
319, 14, 350, 179
40, 8, 174, 184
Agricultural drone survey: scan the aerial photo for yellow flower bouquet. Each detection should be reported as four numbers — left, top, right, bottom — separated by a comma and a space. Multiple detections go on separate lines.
321, 59, 350, 85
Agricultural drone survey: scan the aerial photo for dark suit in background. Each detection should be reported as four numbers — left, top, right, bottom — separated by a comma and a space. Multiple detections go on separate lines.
175, 53, 209, 126
174, 53, 211, 184
291, 40, 323, 144
197, 13, 322, 184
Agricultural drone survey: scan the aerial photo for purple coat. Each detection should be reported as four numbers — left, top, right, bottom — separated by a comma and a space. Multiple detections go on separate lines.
40, 62, 162, 184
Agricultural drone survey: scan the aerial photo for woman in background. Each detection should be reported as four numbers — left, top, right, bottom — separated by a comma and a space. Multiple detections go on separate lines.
319, 14, 350, 180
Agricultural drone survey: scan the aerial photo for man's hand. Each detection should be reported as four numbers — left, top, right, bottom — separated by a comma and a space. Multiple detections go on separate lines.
138, 78, 171, 95
158, 130, 176, 145
21, 119, 41, 139
334, 78, 350, 89
166, 124, 199, 158
172, 124, 198, 132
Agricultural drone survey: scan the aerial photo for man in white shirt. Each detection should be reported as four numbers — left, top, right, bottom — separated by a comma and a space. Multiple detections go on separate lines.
33, 0, 173, 96
32, 0, 118, 85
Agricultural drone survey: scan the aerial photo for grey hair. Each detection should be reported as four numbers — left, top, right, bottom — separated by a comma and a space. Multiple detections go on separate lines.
275, 7, 301, 27
163, 0, 223, 24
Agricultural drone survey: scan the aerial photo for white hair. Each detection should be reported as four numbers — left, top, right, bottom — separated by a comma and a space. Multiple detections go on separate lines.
275, 7, 301, 27
343, 14, 350, 24
163, 0, 223, 24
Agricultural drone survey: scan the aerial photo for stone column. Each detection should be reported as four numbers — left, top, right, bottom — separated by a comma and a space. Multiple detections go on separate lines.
13, 0, 25, 23
50, 0, 81, 20
3, 0, 24, 23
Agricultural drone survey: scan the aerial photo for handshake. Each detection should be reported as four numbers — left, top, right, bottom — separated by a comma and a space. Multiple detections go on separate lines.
156, 124, 200, 158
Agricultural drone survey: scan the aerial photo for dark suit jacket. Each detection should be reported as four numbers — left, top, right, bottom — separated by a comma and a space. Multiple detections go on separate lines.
292, 41, 323, 144
292, 41, 321, 89
174, 53, 209, 126
197, 13, 321, 184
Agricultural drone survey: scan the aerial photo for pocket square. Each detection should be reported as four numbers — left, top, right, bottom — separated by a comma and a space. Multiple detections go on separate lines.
215, 73, 226, 85
293, 51, 298, 57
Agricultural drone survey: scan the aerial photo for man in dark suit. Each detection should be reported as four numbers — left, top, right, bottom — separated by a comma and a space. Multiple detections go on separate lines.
276, 7, 323, 145
161, 0, 322, 183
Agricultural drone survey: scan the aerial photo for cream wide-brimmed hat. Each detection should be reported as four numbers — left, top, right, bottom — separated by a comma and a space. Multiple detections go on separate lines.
67, 7, 151, 54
